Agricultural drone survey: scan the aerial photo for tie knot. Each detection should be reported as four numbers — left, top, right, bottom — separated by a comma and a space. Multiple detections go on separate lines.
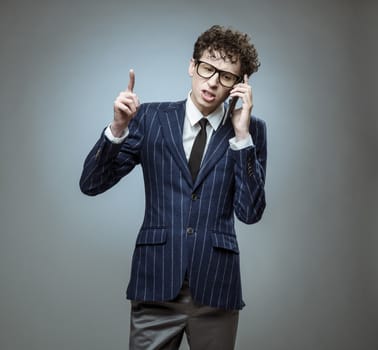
198, 118, 208, 129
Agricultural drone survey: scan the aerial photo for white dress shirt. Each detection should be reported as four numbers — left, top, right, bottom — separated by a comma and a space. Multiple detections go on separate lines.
104, 92, 253, 161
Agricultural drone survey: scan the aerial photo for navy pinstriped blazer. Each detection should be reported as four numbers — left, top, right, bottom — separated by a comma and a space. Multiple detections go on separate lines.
80, 100, 267, 310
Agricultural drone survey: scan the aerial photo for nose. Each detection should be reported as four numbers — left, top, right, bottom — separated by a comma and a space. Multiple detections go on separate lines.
207, 72, 220, 87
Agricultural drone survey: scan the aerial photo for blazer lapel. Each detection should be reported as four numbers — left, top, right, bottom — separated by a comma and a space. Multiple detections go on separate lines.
158, 101, 193, 185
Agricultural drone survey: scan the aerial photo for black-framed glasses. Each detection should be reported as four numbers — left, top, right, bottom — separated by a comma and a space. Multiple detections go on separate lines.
196, 60, 242, 88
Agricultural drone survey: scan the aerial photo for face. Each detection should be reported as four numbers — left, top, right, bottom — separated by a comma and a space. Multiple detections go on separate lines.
188, 50, 241, 116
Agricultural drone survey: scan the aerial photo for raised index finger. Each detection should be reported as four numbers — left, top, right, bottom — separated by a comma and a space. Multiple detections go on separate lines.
127, 69, 135, 92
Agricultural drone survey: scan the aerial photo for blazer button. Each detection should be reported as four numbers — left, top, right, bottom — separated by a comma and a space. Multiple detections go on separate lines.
186, 227, 194, 235
191, 193, 198, 200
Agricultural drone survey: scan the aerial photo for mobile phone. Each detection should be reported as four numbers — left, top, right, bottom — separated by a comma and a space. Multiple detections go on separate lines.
222, 96, 238, 125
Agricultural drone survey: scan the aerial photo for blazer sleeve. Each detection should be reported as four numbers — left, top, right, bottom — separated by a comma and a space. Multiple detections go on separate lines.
79, 106, 146, 196
231, 116, 267, 224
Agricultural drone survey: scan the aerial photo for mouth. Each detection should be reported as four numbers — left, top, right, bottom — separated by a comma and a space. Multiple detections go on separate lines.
201, 90, 216, 103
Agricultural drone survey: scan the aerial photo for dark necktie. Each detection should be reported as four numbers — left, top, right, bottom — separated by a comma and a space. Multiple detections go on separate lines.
188, 118, 208, 181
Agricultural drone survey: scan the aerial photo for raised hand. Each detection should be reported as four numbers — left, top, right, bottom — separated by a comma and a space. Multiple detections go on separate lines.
111, 69, 140, 136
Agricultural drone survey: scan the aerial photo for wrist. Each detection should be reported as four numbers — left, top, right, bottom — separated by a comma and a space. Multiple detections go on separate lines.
110, 121, 127, 137
234, 130, 250, 142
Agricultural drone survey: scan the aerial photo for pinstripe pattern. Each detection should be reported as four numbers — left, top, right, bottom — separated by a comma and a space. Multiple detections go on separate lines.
80, 100, 267, 310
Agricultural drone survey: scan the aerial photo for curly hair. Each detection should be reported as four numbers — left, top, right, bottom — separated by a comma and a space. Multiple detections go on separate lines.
193, 25, 260, 77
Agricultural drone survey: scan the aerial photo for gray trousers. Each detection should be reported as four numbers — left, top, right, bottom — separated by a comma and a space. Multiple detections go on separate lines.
129, 279, 239, 350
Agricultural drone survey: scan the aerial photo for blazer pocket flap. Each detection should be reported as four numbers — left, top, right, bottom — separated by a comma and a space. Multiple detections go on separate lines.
136, 228, 167, 245
211, 233, 239, 254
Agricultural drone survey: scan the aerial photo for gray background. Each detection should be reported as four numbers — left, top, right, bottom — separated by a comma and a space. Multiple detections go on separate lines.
1, 0, 377, 349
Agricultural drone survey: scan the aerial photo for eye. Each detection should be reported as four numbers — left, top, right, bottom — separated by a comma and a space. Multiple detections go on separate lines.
222, 73, 234, 82
203, 64, 215, 73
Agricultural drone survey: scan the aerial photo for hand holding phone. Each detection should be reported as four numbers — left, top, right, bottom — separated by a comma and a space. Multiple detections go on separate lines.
222, 96, 238, 125
222, 73, 253, 133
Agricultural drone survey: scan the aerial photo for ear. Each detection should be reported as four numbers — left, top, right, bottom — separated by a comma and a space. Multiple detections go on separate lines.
188, 58, 195, 77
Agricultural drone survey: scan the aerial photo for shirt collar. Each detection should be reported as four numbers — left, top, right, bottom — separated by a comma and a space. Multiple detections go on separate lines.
186, 91, 224, 131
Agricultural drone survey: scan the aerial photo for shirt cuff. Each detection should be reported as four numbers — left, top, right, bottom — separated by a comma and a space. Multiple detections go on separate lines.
104, 123, 129, 144
229, 134, 254, 150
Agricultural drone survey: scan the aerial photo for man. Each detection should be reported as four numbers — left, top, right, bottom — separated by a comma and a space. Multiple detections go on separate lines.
80, 25, 267, 350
